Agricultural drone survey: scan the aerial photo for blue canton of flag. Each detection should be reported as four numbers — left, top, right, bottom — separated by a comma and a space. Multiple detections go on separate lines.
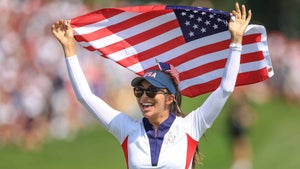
166, 5, 230, 42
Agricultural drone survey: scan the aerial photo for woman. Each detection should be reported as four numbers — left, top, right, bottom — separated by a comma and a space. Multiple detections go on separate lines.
51, 2, 251, 169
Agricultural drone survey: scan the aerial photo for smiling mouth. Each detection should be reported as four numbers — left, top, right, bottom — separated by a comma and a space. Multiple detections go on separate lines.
141, 103, 154, 108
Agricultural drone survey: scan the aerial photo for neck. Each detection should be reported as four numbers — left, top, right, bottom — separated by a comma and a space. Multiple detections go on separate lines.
148, 111, 170, 130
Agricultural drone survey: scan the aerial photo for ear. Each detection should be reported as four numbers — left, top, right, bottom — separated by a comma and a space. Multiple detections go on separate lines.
165, 94, 175, 105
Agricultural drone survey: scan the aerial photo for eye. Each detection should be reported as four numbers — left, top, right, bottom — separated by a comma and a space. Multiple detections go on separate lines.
147, 86, 160, 92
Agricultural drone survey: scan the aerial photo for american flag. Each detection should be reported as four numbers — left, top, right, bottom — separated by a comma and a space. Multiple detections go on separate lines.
70, 5, 274, 97
157, 61, 180, 85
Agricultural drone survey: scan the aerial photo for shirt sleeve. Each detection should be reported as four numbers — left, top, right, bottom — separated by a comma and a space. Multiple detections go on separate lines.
184, 44, 242, 140
65, 55, 121, 129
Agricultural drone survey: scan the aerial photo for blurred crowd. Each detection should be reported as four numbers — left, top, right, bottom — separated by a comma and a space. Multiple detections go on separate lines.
0, 0, 137, 150
0, 0, 299, 151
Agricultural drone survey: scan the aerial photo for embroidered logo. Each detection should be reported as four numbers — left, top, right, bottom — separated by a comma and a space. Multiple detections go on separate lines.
166, 132, 176, 144
144, 72, 156, 79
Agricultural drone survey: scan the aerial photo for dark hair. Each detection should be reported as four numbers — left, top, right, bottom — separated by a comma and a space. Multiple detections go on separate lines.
161, 70, 202, 169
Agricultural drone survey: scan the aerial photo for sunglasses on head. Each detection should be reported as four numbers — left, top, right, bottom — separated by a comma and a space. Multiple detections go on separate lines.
133, 86, 169, 98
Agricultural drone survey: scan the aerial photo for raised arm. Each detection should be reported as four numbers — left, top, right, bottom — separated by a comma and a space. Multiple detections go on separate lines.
186, 3, 252, 138
51, 20, 121, 129
201, 2, 251, 126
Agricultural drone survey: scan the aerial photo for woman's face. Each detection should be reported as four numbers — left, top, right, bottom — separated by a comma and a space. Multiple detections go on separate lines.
136, 80, 174, 124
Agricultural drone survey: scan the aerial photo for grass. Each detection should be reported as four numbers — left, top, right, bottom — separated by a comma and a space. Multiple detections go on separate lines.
0, 97, 299, 169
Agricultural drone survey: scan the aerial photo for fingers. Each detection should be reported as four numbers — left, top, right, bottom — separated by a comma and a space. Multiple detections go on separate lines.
241, 4, 246, 20
246, 9, 252, 23
51, 20, 69, 33
235, 2, 241, 16
231, 2, 251, 21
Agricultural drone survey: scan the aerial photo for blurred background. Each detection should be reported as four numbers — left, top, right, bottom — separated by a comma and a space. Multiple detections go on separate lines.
0, 0, 299, 169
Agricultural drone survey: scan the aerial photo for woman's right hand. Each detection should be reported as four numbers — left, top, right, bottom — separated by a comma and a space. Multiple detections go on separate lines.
51, 20, 76, 57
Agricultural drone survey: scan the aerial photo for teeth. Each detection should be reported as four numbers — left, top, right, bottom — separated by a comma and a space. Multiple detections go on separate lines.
142, 103, 154, 106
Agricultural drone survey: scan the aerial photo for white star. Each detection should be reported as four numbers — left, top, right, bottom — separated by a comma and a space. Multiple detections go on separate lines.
217, 18, 222, 22
181, 12, 186, 16
193, 24, 199, 29
201, 11, 206, 15
205, 20, 211, 25
185, 21, 191, 26
193, 10, 199, 13
189, 14, 194, 19
213, 24, 218, 29
189, 31, 195, 37
209, 14, 214, 18
197, 17, 202, 22
201, 27, 206, 33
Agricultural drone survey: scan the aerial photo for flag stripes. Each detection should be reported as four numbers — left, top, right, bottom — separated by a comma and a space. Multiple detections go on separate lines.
70, 5, 274, 97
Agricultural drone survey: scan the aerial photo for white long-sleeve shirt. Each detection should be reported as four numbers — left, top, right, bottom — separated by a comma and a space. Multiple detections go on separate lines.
65, 44, 242, 169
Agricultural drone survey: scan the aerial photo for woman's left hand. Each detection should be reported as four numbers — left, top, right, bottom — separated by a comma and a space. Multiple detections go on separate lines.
228, 2, 252, 44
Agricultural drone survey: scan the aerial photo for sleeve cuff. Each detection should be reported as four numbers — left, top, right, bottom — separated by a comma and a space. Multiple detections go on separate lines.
229, 43, 242, 51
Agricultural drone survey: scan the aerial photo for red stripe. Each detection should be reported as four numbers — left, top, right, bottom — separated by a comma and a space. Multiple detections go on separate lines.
242, 33, 262, 45
119, 5, 167, 12
185, 134, 198, 169
182, 68, 269, 97
179, 51, 265, 81
182, 78, 221, 97
235, 68, 270, 86
117, 36, 185, 67
74, 10, 173, 42
170, 34, 261, 68
125, 32, 261, 74
169, 39, 230, 67
100, 19, 180, 56
240, 51, 264, 63
180, 59, 227, 81
121, 136, 129, 169
71, 9, 123, 28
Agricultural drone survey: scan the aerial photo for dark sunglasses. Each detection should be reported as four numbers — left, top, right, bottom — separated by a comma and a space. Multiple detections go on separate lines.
133, 86, 169, 98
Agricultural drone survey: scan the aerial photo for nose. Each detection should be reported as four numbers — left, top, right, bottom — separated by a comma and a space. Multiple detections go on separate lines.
140, 90, 148, 99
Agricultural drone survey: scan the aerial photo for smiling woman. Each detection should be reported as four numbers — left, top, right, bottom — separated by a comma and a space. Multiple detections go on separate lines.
51, 2, 251, 169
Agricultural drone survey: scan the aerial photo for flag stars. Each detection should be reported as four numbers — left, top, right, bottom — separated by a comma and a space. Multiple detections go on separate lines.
185, 20, 191, 26
201, 27, 206, 33
173, 7, 230, 42
197, 17, 202, 22
205, 20, 210, 25
188, 31, 195, 37
213, 24, 218, 29
193, 24, 199, 29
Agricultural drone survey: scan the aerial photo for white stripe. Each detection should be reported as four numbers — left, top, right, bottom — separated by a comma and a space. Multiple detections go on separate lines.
175, 41, 267, 75
126, 31, 231, 72
108, 28, 182, 61
180, 59, 268, 90
127, 29, 267, 73
73, 12, 140, 35
77, 13, 177, 49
